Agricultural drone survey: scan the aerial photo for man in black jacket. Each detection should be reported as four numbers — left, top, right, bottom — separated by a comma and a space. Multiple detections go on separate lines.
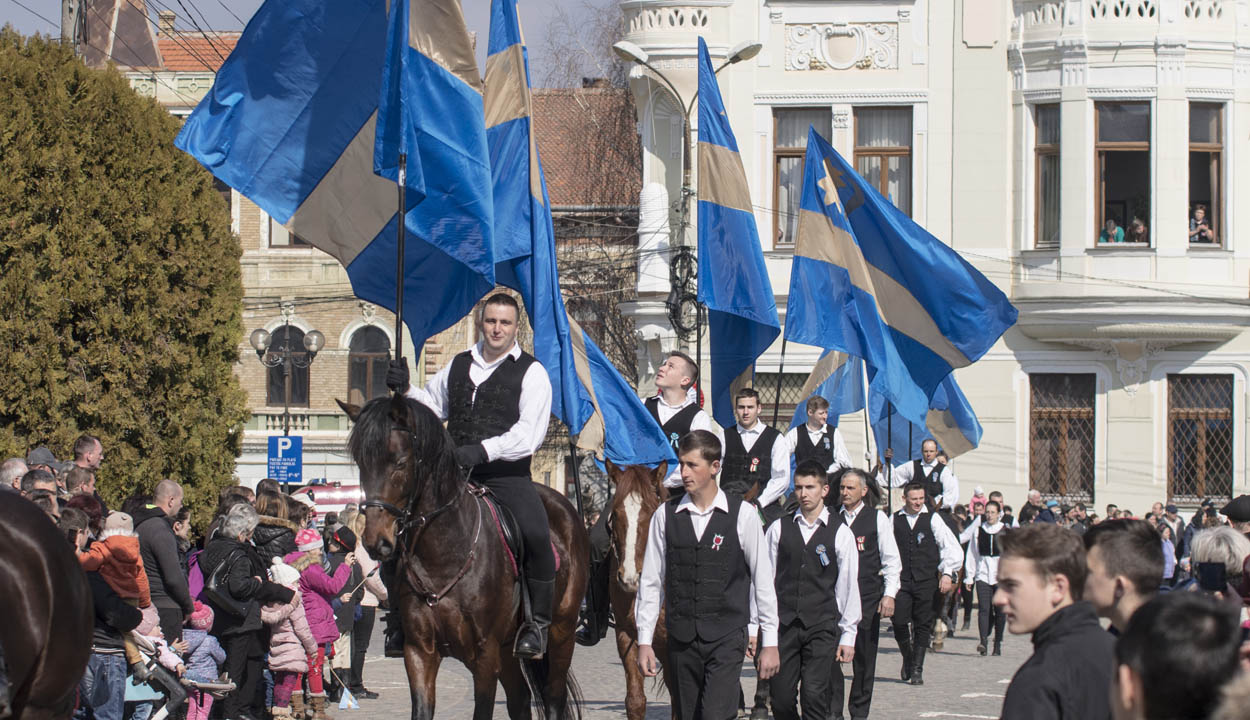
134, 479, 195, 641
995, 523, 1114, 719
76, 570, 143, 720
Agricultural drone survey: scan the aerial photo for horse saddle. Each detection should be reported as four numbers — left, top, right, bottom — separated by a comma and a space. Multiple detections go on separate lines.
475, 484, 560, 579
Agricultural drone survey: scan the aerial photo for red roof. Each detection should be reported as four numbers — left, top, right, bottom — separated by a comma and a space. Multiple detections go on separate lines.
532, 88, 641, 209
157, 32, 241, 72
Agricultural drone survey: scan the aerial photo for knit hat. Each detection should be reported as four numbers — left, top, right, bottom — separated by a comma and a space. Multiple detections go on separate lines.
136, 604, 161, 636
972, 486, 986, 498
295, 527, 322, 552
269, 557, 301, 587
188, 601, 214, 631
103, 511, 134, 535
331, 526, 357, 551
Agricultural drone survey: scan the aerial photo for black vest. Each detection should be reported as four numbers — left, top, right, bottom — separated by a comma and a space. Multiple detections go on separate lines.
775, 514, 841, 628
664, 495, 751, 643
721, 425, 781, 500
843, 505, 884, 599
977, 524, 1003, 558
645, 397, 701, 453
794, 425, 836, 469
912, 461, 944, 508
446, 349, 536, 479
894, 511, 941, 585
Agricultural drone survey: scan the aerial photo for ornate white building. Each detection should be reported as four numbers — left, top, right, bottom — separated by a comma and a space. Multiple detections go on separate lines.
621, 0, 1250, 511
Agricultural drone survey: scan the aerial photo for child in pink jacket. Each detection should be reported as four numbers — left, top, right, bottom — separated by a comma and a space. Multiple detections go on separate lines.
284, 528, 353, 720
264, 558, 318, 720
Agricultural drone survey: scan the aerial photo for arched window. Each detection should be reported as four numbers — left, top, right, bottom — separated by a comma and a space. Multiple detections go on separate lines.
348, 326, 391, 405
266, 326, 310, 407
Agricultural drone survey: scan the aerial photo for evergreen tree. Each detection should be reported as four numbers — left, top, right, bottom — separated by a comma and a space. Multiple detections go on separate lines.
0, 30, 248, 526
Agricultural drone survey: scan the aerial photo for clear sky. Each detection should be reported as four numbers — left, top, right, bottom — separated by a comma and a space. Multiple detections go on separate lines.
1, 0, 564, 76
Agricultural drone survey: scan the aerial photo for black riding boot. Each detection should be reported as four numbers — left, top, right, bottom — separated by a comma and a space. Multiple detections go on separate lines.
515, 579, 555, 659
899, 642, 914, 682
576, 560, 610, 647
910, 646, 926, 686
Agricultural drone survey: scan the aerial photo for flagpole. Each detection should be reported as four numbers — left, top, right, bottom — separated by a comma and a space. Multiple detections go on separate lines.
885, 400, 893, 516
771, 338, 788, 427
394, 154, 407, 362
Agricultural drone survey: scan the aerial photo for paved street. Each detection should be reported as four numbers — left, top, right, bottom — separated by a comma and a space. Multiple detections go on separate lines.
350, 617, 1028, 719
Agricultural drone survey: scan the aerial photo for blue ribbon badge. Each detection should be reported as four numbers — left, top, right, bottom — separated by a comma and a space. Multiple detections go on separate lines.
823, 437, 830, 450
815, 543, 830, 567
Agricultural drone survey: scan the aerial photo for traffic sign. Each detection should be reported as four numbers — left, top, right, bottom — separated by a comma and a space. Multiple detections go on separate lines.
268, 435, 303, 484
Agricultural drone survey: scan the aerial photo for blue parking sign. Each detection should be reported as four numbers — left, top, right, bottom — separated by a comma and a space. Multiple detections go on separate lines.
268, 436, 303, 483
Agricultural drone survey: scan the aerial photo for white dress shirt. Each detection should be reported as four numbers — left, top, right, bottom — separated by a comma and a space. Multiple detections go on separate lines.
784, 424, 853, 473
898, 507, 964, 576
651, 394, 724, 487
839, 501, 902, 599
404, 341, 552, 462
962, 517, 1005, 585
876, 460, 959, 510
635, 489, 778, 647
731, 421, 792, 508
753, 508, 861, 646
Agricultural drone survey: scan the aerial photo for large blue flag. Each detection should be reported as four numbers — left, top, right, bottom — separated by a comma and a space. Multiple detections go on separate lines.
696, 37, 780, 427
484, 0, 675, 467
789, 351, 865, 430
174, 0, 494, 348
788, 127, 1017, 424
869, 372, 982, 463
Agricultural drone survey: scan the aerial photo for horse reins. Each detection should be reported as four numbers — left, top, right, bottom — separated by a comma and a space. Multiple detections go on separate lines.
360, 422, 485, 606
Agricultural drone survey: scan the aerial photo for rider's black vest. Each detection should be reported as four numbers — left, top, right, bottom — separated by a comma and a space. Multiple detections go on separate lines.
843, 505, 884, 599
895, 510, 941, 586
913, 460, 945, 508
664, 495, 751, 643
977, 524, 1003, 558
794, 425, 836, 469
775, 514, 842, 628
645, 397, 701, 453
720, 425, 780, 500
446, 349, 536, 479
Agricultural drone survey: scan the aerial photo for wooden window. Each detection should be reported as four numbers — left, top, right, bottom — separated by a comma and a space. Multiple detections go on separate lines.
1034, 104, 1060, 249
1188, 103, 1222, 246
347, 326, 391, 406
1168, 374, 1233, 504
1030, 374, 1095, 504
773, 108, 832, 247
1095, 102, 1151, 245
753, 373, 810, 432
854, 107, 912, 216
265, 326, 310, 407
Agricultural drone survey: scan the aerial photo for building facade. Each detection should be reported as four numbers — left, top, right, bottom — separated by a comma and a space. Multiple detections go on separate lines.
621, 0, 1250, 510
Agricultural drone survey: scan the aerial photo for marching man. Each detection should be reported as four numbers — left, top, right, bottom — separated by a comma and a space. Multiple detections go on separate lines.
647, 351, 724, 498
876, 439, 959, 513
720, 388, 791, 525
636, 430, 779, 720
785, 396, 853, 474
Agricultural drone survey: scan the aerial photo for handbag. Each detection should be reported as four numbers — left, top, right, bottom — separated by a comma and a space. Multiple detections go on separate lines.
202, 549, 249, 618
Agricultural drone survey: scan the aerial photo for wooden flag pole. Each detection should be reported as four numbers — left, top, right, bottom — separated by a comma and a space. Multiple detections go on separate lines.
771, 338, 788, 427
394, 154, 407, 363
886, 400, 893, 516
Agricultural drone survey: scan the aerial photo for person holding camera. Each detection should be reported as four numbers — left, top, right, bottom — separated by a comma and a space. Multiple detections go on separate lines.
1189, 205, 1215, 243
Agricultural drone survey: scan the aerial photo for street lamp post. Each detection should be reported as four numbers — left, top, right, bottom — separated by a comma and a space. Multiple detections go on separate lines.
250, 305, 324, 437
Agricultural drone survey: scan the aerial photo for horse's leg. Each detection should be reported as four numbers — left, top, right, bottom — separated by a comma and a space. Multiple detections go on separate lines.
542, 625, 576, 720
616, 627, 646, 720
498, 655, 531, 720
469, 648, 502, 720
403, 643, 442, 720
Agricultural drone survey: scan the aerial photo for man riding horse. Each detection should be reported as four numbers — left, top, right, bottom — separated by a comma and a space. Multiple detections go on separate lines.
385, 292, 557, 659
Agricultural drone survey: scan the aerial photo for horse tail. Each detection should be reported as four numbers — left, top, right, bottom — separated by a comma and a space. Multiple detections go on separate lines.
564, 670, 584, 720
519, 657, 584, 720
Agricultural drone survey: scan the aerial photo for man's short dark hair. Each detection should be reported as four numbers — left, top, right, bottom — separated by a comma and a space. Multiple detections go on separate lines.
794, 460, 829, 485
64, 467, 93, 494
902, 481, 926, 497
999, 523, 1087, 600
59, 507, 89, 546
479, 292, 520, 320
72, 434, 99, 461
29, 491, 59, 519
985, 500, 1001, 512
1115, 592, 1240, 720
678, 429, 721, 464
921, 439, 938, 451
988, 491, 1004, 501
20, 468, 55, 493
805, 395, 829, 413
734, 387, 760, 404
667, 351, 698, 389
1083, 519, 1164, 596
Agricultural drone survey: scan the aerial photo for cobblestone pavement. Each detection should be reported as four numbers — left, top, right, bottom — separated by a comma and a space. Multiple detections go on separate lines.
348, 616, 1027, 719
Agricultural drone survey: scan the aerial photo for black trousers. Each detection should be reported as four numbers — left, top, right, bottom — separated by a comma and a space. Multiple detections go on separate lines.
349, 606, 376, 688
219, 631, 262, 718
769, 620, 837, 720
156, 606, 184, 644
480, 474, 555, 581
975, 581, 1006, 644
893, 579, 937, 655
667, 631, 747, 720
831, 591, 881, 720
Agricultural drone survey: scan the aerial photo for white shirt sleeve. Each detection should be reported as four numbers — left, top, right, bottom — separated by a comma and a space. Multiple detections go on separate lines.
784, 427, 799, 453
663, 409, 724, 488
941, 467, 959, 510
404, 363, 452, 420
964, 535, 980, 582
959, 516, 981, 545
756, 433, 793, 508
831, 428, 853, 472
635, 509, 668, 646
833, 524, 861, 646
739, 503, 778, 647
748, 520, 784, 638
876, 460, 914, 489
931, 514, 964, 575
877, 510, 902, 599
479, 363, 552, 462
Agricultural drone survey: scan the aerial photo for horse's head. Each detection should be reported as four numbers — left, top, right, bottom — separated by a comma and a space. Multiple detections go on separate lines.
339, 393, 458, 561
606, 460, 668, 593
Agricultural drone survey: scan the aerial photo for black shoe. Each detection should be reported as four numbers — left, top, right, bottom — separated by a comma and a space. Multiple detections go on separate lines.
349, 686, 379, 700
992, 641, 1002, 656
900, 661, 911, 682
962, 618, 972, 631
977, 640, 987, 656
749, 707, 769, 720
909, 647, 926, 686
515, 579, 554, 659
383, 612, 404, 658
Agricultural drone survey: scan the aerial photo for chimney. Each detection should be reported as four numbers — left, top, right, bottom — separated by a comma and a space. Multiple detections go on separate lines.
158, 10, 176, 35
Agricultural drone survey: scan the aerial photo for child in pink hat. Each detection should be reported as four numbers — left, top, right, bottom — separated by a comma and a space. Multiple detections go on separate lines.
285, 528, 353, 720
183, 602, 225, 720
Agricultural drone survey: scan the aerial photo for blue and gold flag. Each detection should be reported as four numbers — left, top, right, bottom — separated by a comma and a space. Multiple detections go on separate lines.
788, 351, 864, 430
869, 372, 982, 462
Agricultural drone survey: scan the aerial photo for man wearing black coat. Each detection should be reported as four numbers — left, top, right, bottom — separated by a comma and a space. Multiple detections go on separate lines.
133, 479, 195, 641
995, 523, 1114, 720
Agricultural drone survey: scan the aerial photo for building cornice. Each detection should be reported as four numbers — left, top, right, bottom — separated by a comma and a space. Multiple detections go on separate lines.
754, 89, 928, 105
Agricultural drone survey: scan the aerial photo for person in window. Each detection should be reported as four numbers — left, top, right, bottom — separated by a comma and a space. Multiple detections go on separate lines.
1099, 217, 1124, 244
1127, 217, 1148, 244
1189, 204, 1214, 243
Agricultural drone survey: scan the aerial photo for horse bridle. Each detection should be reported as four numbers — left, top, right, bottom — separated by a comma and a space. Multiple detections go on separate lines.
360, 423, 484, 606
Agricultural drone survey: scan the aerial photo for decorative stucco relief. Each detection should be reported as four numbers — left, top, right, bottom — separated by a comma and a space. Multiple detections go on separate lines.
785, 23, 898, 71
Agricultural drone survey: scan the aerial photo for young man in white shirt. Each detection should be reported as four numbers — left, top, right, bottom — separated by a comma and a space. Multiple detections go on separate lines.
645, 351, 724, 495
761, 460, 860, 720
636, 430, 779, 720
785, 396, 852, 474
721, 388, 790, 525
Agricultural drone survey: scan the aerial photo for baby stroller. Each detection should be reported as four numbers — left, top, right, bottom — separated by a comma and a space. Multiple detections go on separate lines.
129, 634, 236, 720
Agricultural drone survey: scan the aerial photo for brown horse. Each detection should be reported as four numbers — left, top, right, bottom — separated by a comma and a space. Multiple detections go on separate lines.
0, 494, 93, 720
339, 394, 587, 720
604, 461, 677, 720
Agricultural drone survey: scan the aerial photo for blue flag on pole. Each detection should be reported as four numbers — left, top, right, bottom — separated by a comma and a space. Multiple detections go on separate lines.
788, 127, 1017, 424
484, 0, 675, 467
868, 372, 983, 463
789, 351, 864, 430
696, 37, 780, 427
174, 0, 494, 348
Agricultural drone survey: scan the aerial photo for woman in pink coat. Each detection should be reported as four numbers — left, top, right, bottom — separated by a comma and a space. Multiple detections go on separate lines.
284, 528, 353, 720
263, 558, 317, 720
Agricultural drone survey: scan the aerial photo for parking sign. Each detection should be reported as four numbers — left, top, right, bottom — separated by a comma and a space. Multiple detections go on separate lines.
267, 436, 303, 483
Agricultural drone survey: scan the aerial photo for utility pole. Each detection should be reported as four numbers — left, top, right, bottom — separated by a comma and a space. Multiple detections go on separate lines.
61, 0, 80, 54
